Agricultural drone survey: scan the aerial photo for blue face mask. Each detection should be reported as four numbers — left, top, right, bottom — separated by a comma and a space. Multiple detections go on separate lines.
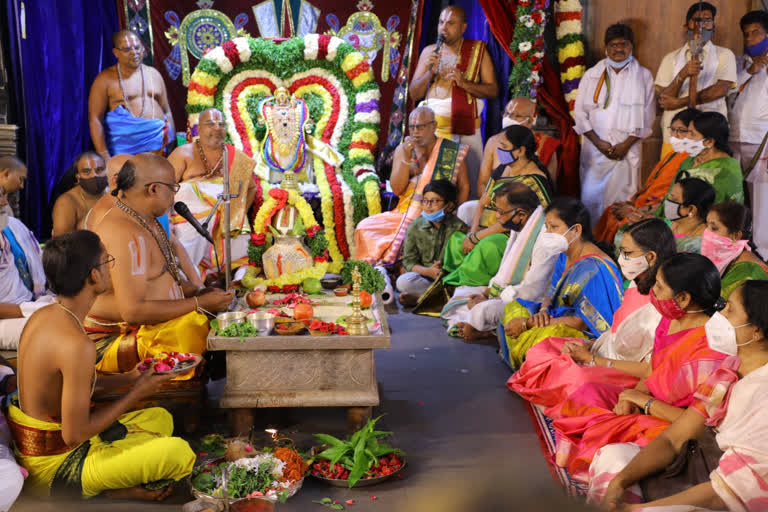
608, 55, 632, 69
496, 148, 517, 166
503, 218, 523, 231
746, 36, 768, 57
422, 208, 445, 222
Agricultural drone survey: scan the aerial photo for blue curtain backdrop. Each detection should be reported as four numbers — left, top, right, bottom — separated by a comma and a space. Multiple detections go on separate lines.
418, 0, 509, 143
5, 0, 119, 238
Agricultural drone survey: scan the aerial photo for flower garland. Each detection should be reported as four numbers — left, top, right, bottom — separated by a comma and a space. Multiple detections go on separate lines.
508, 0, 549, 98
247, 188, 330, 286
554, 0, 586, 116
340, 179, 356, 259
186, 35, 381, 226
313, 157, 344, 272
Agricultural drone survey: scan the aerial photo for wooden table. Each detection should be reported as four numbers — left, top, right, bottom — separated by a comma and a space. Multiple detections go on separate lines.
207, 292, 390, 434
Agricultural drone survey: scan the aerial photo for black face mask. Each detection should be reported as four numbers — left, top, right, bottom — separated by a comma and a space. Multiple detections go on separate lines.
502, 216, 524, 232
79, 176, 108, 196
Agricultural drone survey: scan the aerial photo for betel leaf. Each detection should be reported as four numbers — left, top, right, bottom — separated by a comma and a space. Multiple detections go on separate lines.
348, 432, 369, 487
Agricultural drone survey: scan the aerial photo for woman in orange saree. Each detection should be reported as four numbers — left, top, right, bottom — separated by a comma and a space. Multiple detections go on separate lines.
551, 254, 729, 482
592, 108, 699, 243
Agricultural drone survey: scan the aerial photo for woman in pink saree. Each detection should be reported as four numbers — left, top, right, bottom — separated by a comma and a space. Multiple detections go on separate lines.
592, 280, 768, 511
508, 219, 676, 413
552, 253, 729, 482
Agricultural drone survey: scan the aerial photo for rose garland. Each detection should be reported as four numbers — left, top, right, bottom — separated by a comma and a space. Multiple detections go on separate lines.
508, 0, 549, 98
554, 0, 586, 116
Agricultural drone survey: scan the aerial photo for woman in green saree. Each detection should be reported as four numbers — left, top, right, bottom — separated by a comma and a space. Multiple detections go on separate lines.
704, 201, 768, 298
442, 126, 553, 287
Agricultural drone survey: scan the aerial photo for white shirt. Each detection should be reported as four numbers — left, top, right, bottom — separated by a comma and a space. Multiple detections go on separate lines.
729, 55, 768, 144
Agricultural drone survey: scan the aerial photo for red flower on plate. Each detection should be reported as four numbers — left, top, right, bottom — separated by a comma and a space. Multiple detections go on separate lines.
309, 320, 323, 330
250, 233, 267, 245
306, 224, 321, 238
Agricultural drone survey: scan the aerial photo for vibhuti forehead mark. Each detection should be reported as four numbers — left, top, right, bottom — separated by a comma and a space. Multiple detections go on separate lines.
128, 235, 147, 276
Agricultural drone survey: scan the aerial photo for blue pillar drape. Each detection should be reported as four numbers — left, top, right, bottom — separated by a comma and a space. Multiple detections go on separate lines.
5, 0, 119, 239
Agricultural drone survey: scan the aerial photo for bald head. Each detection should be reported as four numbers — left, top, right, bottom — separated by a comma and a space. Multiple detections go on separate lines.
503, 97, 537, 129
441, 5, 466, 23
112, 29, 140, 49
200, 108, 224, 122
0, 155, 27, 194
106, 154, 131, 189
409, 106, 436, 124
112, 153, 174, 197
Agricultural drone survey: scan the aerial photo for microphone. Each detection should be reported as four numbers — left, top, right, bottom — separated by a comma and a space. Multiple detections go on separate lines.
428, 34, 445, 71
174, 201, 214, 245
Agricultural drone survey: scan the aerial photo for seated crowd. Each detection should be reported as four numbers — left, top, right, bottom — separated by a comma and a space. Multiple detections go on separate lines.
2, 3, 768, 509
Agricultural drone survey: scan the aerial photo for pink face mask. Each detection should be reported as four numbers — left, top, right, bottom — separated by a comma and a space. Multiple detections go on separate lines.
701, 229, 750, 275
649, 288, 688, 320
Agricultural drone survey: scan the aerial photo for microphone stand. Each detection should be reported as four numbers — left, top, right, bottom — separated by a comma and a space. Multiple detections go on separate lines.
220, 146, 242, 290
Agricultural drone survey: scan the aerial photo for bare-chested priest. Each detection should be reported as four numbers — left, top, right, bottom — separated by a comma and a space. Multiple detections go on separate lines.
51, 152, 108, 236
88, 30, 174, 160
410, 5, 498, 198
8, 229, 195, 500
169, 108, 258, 275
85, 153, 233, 376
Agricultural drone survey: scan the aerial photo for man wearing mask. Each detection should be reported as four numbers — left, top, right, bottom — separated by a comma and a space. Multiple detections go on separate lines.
655, 2, 736, 151
0, 184, 54, 350
51, 152, 109, 236
574, 23, 655, 222
730, 10, 768, 259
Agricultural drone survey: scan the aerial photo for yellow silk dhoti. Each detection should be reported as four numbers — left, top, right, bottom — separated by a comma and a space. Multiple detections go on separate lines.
84, 311, 209, 380
8, 405, 194, 497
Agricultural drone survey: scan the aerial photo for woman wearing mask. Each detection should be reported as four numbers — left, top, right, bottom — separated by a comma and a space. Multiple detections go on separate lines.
593, 108, 698, 243
594, 281, 768, 510
396, 180, 467, 306
508, 219, 676, 410
499, 198, 623, 368
449, 126, 553, 269
552, 254, 728, 482
704, 201, 768, 299
663, 175, 716, 253
655, 111, 744, 213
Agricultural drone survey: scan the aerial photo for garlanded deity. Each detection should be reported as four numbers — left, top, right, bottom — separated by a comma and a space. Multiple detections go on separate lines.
257, 87, 312, 181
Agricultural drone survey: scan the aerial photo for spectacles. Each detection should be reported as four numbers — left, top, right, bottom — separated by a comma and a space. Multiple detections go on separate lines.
607, 41, 631, 50
117, 45, 144, 53
422, 199, 445, 207
669, 126, 690, 136
408, 121, 435, 130
94, 254, 116, 269
494, 207, 521, 216
146, 181, 181, 193
690, 17, 714, 27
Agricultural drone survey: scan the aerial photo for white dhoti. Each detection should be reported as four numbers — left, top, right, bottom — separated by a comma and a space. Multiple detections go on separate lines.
747, 142, 768, 259
0, 295, 55, 350
579, 140, 642, 223
456, 200, 479, 226
173, 180, 250, 273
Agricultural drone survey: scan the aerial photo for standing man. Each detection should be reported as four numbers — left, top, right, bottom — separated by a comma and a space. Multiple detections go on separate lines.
733, 11, 768, 259
655, 2, 736, 150
88, 30, 174, 160
51, 152, 108, 236
574, 24, 655, 222
410, 5, 498, 199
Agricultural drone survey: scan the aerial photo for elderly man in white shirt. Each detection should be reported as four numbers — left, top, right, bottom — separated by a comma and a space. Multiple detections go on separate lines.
574, 23, 655, 222
655, 2, 736, 152
732, 10, 768, 259
0, 185, 54, 350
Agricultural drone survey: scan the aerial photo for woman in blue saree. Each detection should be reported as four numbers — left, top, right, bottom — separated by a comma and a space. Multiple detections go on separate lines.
499, 198, 623, 369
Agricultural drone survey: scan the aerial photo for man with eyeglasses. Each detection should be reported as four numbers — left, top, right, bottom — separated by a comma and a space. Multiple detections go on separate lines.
88, 29, 174, 160
574, 23, 655, 222
169, 107, 258, 275
655, 2, 736, 151
410, 5, 498, 199
51, 152, 108, 236
354, 106, 470, 265
85, 153, 233, 378
0, 182, 55, 350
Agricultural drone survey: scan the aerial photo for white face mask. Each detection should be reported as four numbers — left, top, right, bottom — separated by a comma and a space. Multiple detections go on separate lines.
705, 311, 753, 355
618, 252, 650, 281
669, 136, 688, 154
664, 199, 685, 222
502, 117, 519, 129
536, 231, 570, 255
685, 139, 707, 157
549, 224, 577, 248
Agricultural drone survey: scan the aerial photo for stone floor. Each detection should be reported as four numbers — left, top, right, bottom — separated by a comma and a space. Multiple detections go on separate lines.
11, 310, 563, 511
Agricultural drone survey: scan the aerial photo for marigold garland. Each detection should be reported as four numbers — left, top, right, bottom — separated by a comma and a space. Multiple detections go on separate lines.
313, 156, 344, 273
554, 0, 585, 116
508, 0, 549, 98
